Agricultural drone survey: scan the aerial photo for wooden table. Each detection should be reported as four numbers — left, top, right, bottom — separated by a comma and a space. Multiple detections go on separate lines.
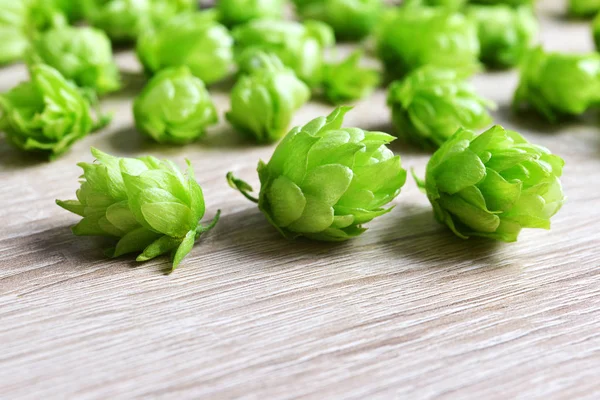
1, 1, 599, 398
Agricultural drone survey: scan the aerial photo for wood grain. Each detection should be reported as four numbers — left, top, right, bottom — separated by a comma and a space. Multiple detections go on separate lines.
1, 1, 600, 399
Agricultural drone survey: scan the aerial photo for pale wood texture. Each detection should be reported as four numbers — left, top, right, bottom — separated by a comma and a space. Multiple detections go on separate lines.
1, 2, 599, 399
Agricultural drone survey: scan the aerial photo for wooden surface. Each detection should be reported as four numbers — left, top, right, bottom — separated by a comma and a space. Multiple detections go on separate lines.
1, 2, 600, 399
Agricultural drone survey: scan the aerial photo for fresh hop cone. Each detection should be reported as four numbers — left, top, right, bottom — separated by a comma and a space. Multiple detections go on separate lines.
387, 66, 495, 149
57, 148, 220, 271
513, 47, 600, 122
133, 66, 218, 144
227, 107, 407, 241
226, 52, 310, 143
321, 50, 380, 104
0, 64, 95, 159
417, 125, 565, 242
29, 25, 121, 95
217, 0, 284, 27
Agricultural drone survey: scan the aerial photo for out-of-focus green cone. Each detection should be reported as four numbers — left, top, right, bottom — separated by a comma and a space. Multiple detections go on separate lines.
321, 50, 380, 104
513, 47, 600, 121
57, 148, 220, 271
376, 6, 479, 78
466, 5, 538, 69
592, 12, 600, 50
421, 0, 467, 10
568, 0, 600, 18
28, 25, 121, 95
227, 107, 407, 241
137, 12, 233, 85
226, 52, 310, 143
133, 66, 218, 144
217, 0, 284, 27
0, 0, 29, 64
82, 0, 195, 43
387, 66, 495, 149
418, 125, 565, 242
470, 0, 534, 6
294, 0, 383, 41
0, 65, 94, 159
232, 19, 335, 86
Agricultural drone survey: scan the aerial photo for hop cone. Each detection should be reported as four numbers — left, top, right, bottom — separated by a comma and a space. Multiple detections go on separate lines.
387, 66, 494, 149
418, 125, 565, 242
228, 107, 407, 241
226, 52, 310, 143
57, 148, 219, 270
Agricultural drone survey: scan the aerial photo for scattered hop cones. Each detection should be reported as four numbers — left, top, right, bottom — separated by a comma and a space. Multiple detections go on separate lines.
57, 148, 220, 270
228, 107, 407, 241
387, 66, 495, 149
226, 52, 310, 143
0, 64, 94, 159
133, 66, 218, 144
418, 125, 565, 242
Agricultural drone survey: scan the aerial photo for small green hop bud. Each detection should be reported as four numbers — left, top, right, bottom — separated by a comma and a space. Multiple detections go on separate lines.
0, 65, 96, 159
217, 0, 285, 27
57, 148, 220, 271
232, 19, 335, 87
137, 12, 234, 85
513, 47, 600, 121
133, 66, 218, 144
227, 107, 407, 241
568, 0, 600, 18
226, 52, 310, 143
466, 5, 538, 68
321, 50, 380, 104
416, 125, 565, 242
82, 0, 194, 43
376, 6, 479, 78
387, 66, 495, 149
28, 25, 121, 95
0, 0, 29, 64
294, 0, 383, 41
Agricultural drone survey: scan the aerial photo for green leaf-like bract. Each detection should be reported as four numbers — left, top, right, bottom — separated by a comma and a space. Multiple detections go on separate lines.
29, 25, 121, 95
217, 0, 284, 27
0, 64, 94, 159
82, 0, 195, 43
226, 53, 310, 143
466, 5, 537, 69
232, 18, 334, 87
228, 107, 407, 241
568, 0, 600, 17
321, 51, 380, 104
376, 6, 479, 78
294, 0, 383, 41
133, 66, 218, 144
513, 47, 600, 121
137, 12, 233, 85
420, 125, 565, 242
57, 148, 219, 271
387, 66, 495, 149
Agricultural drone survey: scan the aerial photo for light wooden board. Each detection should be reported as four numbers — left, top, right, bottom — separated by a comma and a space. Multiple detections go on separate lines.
1, 1, 599, 399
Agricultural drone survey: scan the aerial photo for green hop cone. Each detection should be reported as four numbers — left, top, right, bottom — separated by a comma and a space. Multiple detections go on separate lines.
137, 12, 233, 85
466, 5, 538, 69
513, 47, 600, 121
470, 0, 534, 6
0, 64, 97, 159
226, 52, 310, 143
227, 107, 407, 241
421, 0, 467, 10
217, 0, 284, 27
0, 0, 29, 64
232, 19, 335, 87
417, 125, 565, 242
28, 25, 121, 95
133, 66, 218, 144
568, 0, 600, 18
376, 6, 479, 78
321, 50, 380, 104
294, 0, 383, 41
56, 148, 220, 271
592, 12, 600, 50
387, 66, 495, 149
